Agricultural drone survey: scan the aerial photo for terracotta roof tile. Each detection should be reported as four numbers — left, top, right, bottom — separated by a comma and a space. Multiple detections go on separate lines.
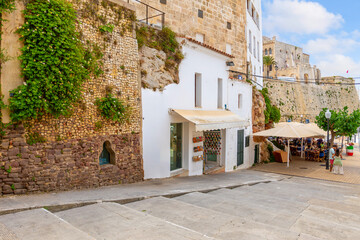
181, 37, 235, 58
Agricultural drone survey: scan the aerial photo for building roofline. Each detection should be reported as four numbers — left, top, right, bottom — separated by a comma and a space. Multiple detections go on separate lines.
179, 36, 235, 58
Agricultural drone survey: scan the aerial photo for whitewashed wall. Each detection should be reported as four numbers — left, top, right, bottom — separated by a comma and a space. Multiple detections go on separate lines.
142, 41, 253, 179
225, 80, 254, 171
246, 0, 263, 88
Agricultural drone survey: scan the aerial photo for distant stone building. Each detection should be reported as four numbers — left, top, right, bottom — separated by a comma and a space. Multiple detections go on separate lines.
263, 36, 321, 83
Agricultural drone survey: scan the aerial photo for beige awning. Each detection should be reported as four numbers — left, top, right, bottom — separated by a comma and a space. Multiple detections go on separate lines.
253, 122, 325, 138
172, 109, 250, 132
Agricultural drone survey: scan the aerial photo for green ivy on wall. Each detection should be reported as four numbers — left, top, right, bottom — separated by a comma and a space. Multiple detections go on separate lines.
260, 88, 281, 124
95, 93, 131, 123
9, 0, 101, 122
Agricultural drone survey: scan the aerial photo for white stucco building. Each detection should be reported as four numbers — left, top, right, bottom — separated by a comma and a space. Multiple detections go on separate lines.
246, 0, 263, 87
142, 38, 255, 179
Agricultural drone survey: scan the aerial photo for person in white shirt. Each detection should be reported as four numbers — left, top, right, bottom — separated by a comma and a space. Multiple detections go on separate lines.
329, 146, 336, 172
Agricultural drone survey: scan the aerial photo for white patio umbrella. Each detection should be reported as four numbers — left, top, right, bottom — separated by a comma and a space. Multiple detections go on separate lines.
276, 122, 326, 158
253, 122, 325, 167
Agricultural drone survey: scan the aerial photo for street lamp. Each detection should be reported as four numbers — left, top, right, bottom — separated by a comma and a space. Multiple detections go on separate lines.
325, 109, 331, 170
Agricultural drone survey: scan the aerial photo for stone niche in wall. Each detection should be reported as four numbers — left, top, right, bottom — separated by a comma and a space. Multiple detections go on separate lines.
0, 0, 144, 196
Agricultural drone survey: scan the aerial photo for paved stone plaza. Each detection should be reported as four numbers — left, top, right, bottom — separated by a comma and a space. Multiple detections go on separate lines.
0, 170, 359, 239
252, 146, 360, 184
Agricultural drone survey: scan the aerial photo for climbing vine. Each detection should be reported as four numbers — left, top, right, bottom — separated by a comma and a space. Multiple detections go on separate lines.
9, 0, 101, 122
95, 93, 131, 123
260, 88, 281, 124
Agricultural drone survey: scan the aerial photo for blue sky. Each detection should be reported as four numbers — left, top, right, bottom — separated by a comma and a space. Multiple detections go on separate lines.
262, 0, 360, 78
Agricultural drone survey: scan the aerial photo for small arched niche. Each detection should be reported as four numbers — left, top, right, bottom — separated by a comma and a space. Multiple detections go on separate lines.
99, 141, 116, 165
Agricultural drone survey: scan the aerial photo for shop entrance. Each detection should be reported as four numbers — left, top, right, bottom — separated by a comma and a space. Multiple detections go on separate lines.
204, 130, 222, 172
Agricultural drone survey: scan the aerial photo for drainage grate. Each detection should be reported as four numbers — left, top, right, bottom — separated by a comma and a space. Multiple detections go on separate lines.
299, 167, 308, 169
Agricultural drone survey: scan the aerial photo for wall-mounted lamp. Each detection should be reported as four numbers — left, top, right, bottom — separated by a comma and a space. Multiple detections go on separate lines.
226, 61, 235, 66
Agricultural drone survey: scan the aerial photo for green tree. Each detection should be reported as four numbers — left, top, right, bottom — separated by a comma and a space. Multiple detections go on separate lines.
263, 56, 276, 78
315, 107, 360, 147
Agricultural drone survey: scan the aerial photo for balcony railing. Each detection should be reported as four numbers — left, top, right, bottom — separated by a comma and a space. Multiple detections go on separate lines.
127, 0, 165, 29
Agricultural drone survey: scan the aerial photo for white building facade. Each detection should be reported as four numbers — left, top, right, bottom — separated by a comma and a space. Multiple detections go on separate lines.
246, 0, 263, 88
142, 39, 254, 179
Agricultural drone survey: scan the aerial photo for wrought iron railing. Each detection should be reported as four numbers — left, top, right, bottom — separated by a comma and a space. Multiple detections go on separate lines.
127, 0, 165, 29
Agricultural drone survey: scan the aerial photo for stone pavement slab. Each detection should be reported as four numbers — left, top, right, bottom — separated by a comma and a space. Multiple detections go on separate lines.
126, 196, 300, 240
0, 209, 94, 240
56, 202, 215, 240
0, 170, 283, 214
0, 223, 19, 240
301, 205, 360, 229
174, 192, 278, 226
290, 215, 360, 240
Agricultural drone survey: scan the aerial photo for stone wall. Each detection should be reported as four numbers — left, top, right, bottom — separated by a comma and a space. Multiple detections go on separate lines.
0, 0, 144, 195
132, 0, 247, 74
251, 87, 269, 162
264, 77, 360, 122
0, 125, 142, 195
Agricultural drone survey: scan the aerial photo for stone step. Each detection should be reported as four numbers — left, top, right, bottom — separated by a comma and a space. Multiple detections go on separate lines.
233, 182, 346, 203
290, 215, 360, 240
301, 205, 360, 230
174, 192, 298, 230
268, 179, 359, 197
55, 202, 214, 240
282, 178, 360, 194
0, 208, 94, 240
208, 188, 309, 215
126, 196, 300, 240
308, 198, 360, 216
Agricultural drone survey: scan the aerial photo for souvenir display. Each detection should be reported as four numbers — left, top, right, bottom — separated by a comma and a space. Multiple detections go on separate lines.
204, 131, 221, 155
192, 155, 203, 162
193, 146, 203, 152
192, 136, 203, 143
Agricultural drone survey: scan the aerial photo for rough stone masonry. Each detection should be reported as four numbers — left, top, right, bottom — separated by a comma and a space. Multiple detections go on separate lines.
0, 0, 144, 195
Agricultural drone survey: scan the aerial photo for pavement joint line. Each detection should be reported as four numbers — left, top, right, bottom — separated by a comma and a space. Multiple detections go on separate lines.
0, 178, 282, 216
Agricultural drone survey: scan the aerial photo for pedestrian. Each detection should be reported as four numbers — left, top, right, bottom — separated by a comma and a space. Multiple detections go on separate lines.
329, 146, 335, 172
332, 149, 344, 175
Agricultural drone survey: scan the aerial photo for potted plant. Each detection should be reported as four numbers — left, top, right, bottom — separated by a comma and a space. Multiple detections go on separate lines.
346, 142, 354, 156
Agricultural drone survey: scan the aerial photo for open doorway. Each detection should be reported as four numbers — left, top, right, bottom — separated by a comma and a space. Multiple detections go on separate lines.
204, 130, 222, 172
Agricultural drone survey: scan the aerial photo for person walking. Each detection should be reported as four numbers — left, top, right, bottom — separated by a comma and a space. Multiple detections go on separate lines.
332, 149, 344, 175
329, 146, 335, 172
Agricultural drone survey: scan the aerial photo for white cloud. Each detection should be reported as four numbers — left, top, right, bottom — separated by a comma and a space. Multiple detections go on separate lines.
264, 0, 344, 35
317, 54, 360, 77
302, 34, 360, 78
304, 36, 360, 55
